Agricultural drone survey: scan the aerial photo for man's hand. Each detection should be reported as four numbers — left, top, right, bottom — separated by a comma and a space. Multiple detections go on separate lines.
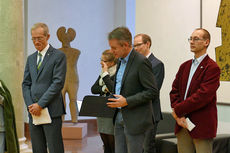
176, 117, 188, 129
107, 95, 128, 108
172, 108, 188, 128
28, 103, 42, 116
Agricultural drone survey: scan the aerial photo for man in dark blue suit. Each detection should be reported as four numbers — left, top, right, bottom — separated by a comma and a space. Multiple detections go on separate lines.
134, 34, 165, 153
107, 27, 158, 153
22, 23, 66, 153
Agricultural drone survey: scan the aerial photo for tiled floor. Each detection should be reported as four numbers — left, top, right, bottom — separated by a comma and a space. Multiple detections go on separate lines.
25, 119, 104, 153
63, 136, 103, 153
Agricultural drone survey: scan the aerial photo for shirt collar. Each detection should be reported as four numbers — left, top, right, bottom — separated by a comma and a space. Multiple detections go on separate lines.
38, 44, 50, 57
146, 52, 151, 58
193, 53, 207, 64
119, 49, 132, 64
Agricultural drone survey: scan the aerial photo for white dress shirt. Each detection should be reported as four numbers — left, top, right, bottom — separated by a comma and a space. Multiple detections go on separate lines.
37, 44, 49, 64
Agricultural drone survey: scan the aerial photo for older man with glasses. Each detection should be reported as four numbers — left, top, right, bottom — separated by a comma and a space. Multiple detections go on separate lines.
22, 23, 66, 153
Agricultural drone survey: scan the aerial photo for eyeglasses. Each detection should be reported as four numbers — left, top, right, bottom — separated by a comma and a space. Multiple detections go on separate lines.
188, 37, 205, 42
31, 37, 45, 41
133, 43, 144, 48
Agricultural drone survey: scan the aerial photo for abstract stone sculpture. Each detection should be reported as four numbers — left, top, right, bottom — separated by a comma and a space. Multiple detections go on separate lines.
57, 26, 81, 123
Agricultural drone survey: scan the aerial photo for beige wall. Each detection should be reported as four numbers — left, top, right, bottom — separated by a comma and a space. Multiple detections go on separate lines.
136, 0, 230, 111
136, 0, 201, 111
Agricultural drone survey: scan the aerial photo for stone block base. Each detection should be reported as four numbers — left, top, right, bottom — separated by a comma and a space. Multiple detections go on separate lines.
62, 122, 87, 139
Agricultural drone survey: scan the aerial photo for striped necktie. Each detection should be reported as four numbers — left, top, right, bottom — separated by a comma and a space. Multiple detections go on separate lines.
37, 52, 42, 70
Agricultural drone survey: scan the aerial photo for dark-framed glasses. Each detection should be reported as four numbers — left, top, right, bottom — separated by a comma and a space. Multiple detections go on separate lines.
133, 43, 144, 48
188, 37, 205, 42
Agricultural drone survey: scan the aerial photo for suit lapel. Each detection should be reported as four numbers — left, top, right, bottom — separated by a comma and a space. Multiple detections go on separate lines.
31, 52, 38, 76
189, 55, 209, 84
36, 46, 54, 79
148, 53, 154, 61
182, 60, 192, 98
113, 61, 121, 93
121, 50, 135, 86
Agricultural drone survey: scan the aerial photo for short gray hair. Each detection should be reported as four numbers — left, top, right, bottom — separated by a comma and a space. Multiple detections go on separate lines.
108, 27, 132, 46
31, 23, 49, 36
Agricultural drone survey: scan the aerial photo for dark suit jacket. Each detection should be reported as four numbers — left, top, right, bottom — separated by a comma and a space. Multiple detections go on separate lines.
170, 55, 220, 139
148, 53, 164, 123
22, 45, 66, 118
114, 50, 158, 135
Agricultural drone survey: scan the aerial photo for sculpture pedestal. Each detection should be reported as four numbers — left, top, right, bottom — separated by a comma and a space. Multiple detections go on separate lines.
19, 137, 32, 153
62, 122, 87, 139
